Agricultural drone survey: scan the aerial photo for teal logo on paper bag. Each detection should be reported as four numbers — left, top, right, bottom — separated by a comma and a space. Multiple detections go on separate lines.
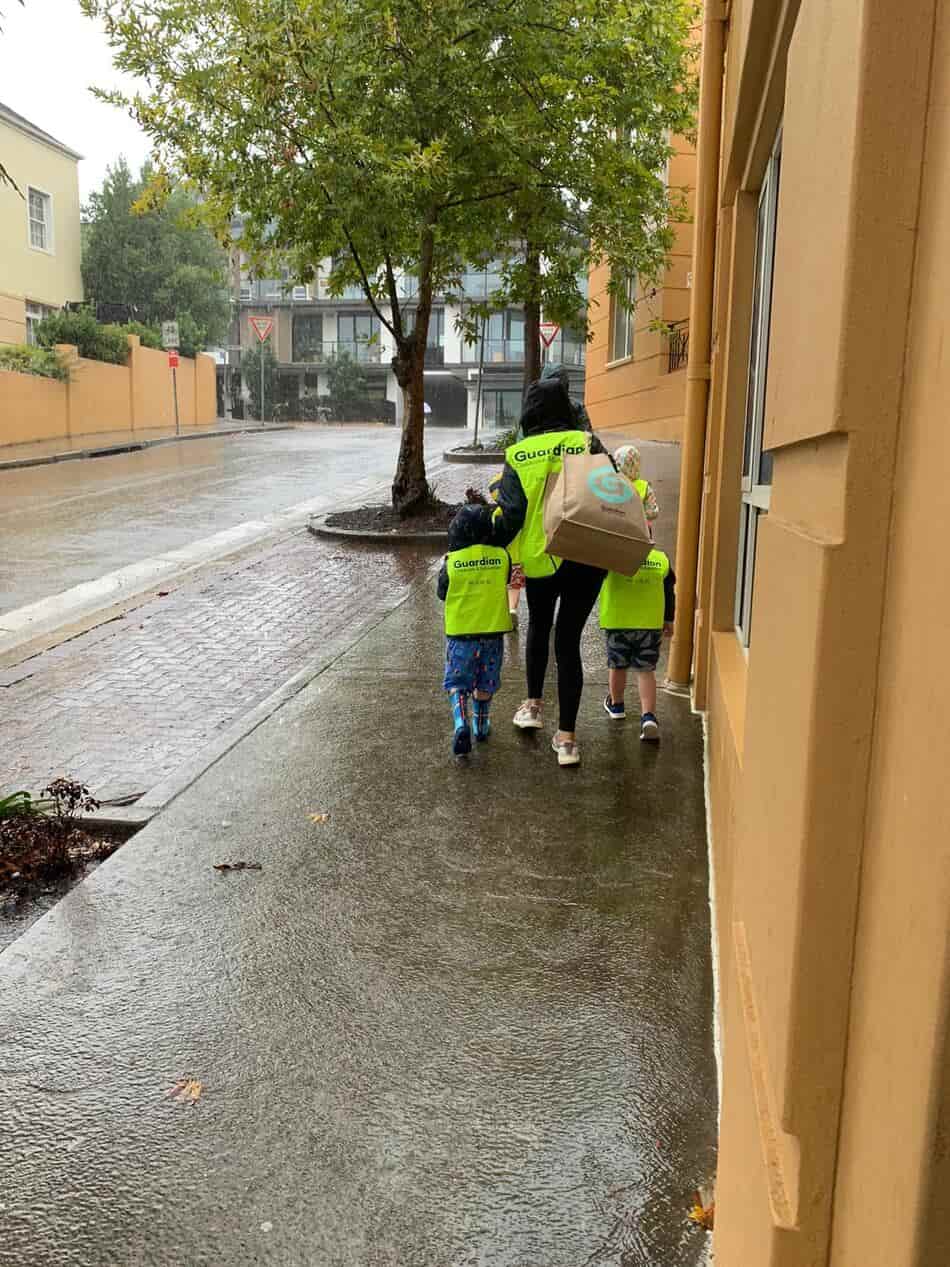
587, 466, 634, 504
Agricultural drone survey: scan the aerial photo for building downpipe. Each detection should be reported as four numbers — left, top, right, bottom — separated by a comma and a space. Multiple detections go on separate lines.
666, 0, 728, 692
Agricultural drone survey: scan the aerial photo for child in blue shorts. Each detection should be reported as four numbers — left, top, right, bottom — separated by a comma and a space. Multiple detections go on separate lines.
437, 505, 512, 756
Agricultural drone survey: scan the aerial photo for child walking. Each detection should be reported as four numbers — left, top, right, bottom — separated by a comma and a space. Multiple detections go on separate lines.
437, 505, 512, 755
613, 444, 660, 538
600, 547, 676, 742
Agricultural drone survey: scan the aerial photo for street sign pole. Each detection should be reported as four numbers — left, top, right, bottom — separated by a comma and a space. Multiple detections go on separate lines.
163, 323, 182, 436
248, 316, 275, 424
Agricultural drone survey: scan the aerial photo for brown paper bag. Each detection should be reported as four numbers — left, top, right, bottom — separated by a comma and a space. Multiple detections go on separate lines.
543, 451, 652, 576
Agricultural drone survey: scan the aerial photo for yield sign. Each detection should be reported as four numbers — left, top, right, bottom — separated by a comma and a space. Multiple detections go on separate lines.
249, 316, 274, 342
539, 321, 560, 348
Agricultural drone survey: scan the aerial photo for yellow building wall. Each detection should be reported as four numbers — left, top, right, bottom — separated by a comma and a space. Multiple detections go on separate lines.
691, 0, 948, 1264
0, 292, 26, 345
585, 144, 695, 443
0, 116, 82, 339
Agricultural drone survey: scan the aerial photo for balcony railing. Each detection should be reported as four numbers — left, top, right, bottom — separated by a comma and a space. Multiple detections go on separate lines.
291, 340, 383, 365
461, 338, 587, 367
462, 339, 525, 365
553, 342, 587, 367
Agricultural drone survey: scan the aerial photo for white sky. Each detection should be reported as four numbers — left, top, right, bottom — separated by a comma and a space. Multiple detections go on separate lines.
0, 0, 152, 202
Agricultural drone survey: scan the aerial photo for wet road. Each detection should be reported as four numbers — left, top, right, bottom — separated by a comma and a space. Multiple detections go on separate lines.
0, 426, 459, 614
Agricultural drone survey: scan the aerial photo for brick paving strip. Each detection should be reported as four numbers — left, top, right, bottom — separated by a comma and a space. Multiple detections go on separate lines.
0, 461, 486, 807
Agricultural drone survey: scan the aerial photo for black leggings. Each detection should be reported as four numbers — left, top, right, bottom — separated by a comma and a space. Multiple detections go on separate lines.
525, 561, 605, 732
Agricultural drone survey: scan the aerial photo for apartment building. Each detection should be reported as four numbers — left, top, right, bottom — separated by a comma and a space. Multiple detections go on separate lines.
223, 242, 587, 427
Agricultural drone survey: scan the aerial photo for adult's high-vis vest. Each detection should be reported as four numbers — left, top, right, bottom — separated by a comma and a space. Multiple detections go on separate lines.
444, 545, 512, 636
599, 548, 670, 630
503, 429, 589, 578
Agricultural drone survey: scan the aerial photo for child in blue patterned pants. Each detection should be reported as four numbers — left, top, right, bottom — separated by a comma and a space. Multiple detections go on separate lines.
437, 505, 512, 756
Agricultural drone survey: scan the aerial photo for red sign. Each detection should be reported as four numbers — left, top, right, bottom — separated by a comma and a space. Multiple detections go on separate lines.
167, 351, 179, 369
539, 321, 560, 348
249, 316, 274, 343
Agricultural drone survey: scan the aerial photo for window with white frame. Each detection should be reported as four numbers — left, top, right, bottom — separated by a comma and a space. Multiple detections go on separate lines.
735, 130, 782, 647
610, 278, 635, 362
28, 188, 52, 252
25, 302, 54, 345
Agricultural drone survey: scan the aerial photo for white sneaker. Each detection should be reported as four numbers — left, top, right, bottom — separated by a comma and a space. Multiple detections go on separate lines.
513, 700, 544, 730
551, 734, 580, 766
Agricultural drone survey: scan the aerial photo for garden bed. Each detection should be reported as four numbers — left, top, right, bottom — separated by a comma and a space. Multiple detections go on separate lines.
313, 487, 490, 543
325, 500, 461, 534
0, 781, 139, 951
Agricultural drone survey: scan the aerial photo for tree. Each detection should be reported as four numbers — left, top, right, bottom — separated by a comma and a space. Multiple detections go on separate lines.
241, 342, 277, 421
326, 352, 369, 422
84, 0, 696, 514
81, 158, 230, 355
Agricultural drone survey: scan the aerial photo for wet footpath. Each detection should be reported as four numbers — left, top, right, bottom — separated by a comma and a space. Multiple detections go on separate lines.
0, 502, 716, 1267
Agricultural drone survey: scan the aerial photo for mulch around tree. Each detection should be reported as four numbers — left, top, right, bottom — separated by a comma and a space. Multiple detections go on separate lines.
325, 488, 489, 535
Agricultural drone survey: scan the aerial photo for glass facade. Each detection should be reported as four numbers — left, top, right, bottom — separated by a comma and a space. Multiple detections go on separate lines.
292, 314, 323, 362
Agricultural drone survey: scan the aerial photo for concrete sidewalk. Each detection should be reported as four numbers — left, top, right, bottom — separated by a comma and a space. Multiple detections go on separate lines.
0, 571, 716, 1265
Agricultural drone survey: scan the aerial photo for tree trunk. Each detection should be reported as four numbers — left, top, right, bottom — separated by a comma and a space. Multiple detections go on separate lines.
391, 342, 429, 516
522, 243, 542, 394
391, 226, 436, 517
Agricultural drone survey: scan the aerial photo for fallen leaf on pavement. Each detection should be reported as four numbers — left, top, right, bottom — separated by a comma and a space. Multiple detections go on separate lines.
308, 812, 330, 824
688, 1188, 715, 1231
212, 861, 262, 872
166, 1078, 203, 1105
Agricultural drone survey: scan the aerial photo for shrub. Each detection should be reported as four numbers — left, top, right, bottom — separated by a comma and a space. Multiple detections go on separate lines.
0, 343, 70, 382
34, 307, 130, 365
120, 321, 163, 349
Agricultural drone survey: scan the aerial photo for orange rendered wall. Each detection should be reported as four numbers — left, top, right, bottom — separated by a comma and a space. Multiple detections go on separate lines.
691, 0, 947, 1264
0, 335, 218, 447
827, 5, 950, 1261
585, 143, 695, 444
0, 369, 67, 445
67, 357, 130, 435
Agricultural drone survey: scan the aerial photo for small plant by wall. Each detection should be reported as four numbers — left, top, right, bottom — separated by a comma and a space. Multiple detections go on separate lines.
0, 345, 70, 382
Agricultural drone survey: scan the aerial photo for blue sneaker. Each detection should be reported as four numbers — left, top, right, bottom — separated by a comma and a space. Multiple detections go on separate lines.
640, 713, 660, 743
604, 694, 626, 721
453, 724, 472, 756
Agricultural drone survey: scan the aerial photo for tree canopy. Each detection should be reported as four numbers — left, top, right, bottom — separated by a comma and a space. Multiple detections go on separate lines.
84, 0, 696, 511
81, 158, 230, 355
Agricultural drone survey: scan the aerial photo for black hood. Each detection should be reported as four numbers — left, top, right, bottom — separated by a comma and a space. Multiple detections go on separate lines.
448, 504, 493, 551
540, 362, 571, 391
519, 377, 575, 437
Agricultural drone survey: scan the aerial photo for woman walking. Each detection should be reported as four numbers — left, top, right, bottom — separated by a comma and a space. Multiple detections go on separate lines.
490, 375, 607, 766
